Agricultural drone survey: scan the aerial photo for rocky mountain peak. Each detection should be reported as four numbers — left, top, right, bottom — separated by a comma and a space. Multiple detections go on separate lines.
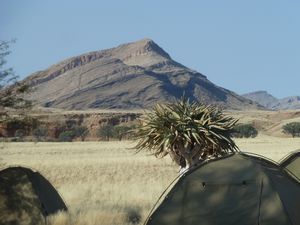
22, 39, 262, 110
133, 38, 171, 58
111, 38, 172, 67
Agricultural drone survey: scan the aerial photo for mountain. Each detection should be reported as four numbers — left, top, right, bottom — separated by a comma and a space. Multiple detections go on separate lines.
23, 38, 261, 110
242, 91, 279, 109
273, 96, 300, 110
243, 91, 300, 110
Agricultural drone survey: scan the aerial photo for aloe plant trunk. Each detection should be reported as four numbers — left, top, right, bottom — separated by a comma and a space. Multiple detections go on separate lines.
134, 98, 239, 173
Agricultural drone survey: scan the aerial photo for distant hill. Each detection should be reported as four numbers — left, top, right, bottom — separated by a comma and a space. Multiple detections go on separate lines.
243, 91, 300, 110
22, 38, 261, 110
274, 96, 300, 110
242, 91, 279, 109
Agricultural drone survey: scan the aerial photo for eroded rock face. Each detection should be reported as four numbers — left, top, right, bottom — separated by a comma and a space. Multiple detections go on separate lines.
23, 38, 261, 110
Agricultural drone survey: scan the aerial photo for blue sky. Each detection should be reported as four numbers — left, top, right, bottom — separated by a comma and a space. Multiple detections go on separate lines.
1, 0, 299, 98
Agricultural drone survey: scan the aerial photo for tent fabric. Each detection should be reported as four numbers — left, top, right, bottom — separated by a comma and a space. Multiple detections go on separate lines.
0, 167, 67, 225
280, 150, 300, 180
145, 153, 300, 225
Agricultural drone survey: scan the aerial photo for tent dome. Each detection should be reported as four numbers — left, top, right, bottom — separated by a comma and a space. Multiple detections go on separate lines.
280, 150, 300, 180
0, 166, 67, 225
145, 153, 300, 225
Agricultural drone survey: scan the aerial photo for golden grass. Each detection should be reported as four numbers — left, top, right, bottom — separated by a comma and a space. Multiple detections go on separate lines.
1, 136, 300, 225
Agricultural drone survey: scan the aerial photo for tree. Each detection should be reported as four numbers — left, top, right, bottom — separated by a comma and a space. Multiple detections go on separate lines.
33, 127, 48, 142
58, 130, 76, 142
112, 125, 132, 141
0, 40, 31, 110
14, 129, 25, 141
232, 124, 258, 138
4, 116, 38, 137
74, 126, 89, 141
282, 122, 300, 138
97, 124, 114, 141
134, 98, 239, 172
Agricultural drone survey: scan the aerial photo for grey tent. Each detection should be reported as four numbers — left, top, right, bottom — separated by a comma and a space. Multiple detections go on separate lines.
280, 150, 300, 180
144, 153, 300, 225
0, 167, 67, 225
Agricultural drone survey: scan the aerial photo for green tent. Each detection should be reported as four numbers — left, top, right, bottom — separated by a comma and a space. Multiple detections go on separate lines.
144, 153, 300, 225
280, 150, 300, 180
0, 167, 67, 225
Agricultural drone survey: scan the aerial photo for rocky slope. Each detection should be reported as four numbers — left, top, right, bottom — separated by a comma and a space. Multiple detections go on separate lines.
243, 91, 300, 110
23, 38, 261, 110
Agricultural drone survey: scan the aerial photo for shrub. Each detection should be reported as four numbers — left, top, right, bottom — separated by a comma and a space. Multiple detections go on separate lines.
5, 116, 39, 137
97, 124, 114, 141
112, 125, 132, 141
282, 122, 300, 138
74, 126, 89, 141
32, 127, 48, 141
14, 129, 25, 141
58, 130, 76, 142
232, 124, 258, 138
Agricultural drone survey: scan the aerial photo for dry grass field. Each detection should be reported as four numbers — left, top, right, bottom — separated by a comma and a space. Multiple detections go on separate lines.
230, 110, 300, 137
1, 136, 300, 225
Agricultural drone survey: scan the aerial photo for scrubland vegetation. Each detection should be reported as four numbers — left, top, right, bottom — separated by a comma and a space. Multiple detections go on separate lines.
1, 136, 299, 225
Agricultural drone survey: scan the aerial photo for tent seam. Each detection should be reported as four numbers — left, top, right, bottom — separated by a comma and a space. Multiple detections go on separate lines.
257, 179, 263, 225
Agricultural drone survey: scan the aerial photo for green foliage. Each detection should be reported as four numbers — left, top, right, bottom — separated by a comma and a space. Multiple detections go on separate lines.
74, 126, 89, 141
112, 125, 132, 141
14, 129, 25, 141
0, 40, 31, 109
54, 120, 78, 139
58, 130, 76, 142
134, 98, 239, 169
32, 127, 48, 141
0, 40, 17, 88
232, 124, 258, 138
5, 116, 39, 137
282, 122, 300, 137
97, 124, 114, 141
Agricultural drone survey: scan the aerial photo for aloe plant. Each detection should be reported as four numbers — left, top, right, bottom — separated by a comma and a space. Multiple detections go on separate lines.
134, 98, 239, 171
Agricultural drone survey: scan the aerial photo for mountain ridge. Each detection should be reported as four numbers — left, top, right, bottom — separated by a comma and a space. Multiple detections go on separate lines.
242, 91, 300, 110
23, 38, 261, 110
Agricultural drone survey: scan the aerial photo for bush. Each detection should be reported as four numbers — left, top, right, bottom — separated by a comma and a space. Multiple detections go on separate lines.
112, 125, 132, 141
74, 126, 89, 141
232, 124, 258, 138
32, 127, 48, 141
14, 129, 25, 141
5, 116, 39, 137
282, 122, 300, 137
58, 130, 76, 142
97, 125, 114, 141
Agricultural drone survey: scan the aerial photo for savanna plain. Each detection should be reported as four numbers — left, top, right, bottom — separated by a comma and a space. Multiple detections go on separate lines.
1, 136, 300, 225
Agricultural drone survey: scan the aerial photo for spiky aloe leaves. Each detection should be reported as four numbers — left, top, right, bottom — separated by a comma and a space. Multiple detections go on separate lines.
134, 98, 239, 168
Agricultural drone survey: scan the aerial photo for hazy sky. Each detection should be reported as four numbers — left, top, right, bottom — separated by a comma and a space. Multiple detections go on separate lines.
1, 0, 299, 98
